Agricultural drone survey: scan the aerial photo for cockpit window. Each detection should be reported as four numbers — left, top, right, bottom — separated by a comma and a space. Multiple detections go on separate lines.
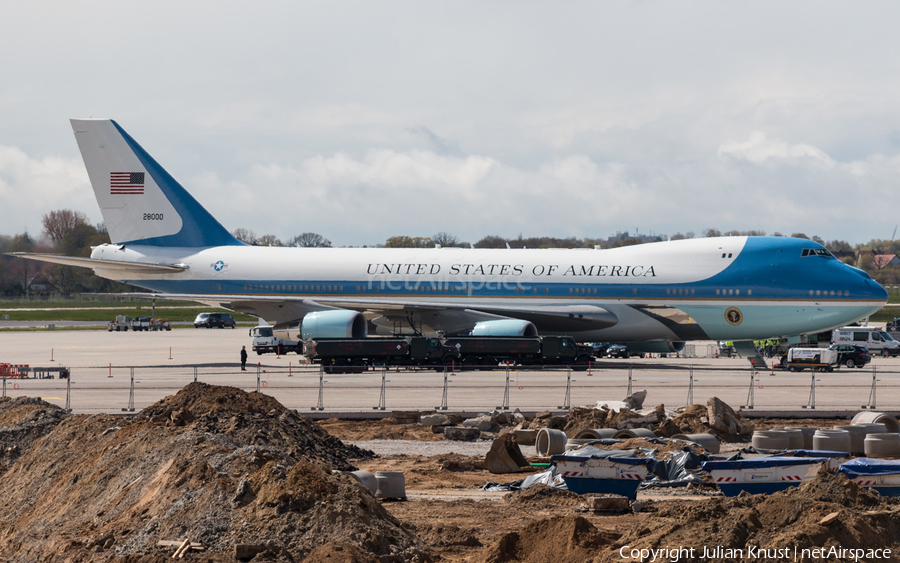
801, 248, 833, 258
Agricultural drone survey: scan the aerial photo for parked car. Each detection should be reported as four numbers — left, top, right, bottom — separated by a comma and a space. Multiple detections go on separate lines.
194, 312, 236, 328
828, 344, 871, 368
606, 344, 631, 358
586, 342, 611, 357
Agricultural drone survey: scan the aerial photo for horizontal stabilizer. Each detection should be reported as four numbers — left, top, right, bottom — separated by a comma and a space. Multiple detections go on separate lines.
7, 253, 189, 274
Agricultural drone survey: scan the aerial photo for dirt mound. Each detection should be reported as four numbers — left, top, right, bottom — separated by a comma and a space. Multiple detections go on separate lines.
137, 383, 371, 469
414, 523, 482, 548
612, 437, 705, 455
140, 381, 286, 417
0, 385, 433, 562
478, 515, 620, 563
0, 396, 68, 473
502, 483, 582, 507
660, 398, 754, 441
593, 471, 900, 562
563, 405, 664, 436
238, 459, 423, 559
303, 541, 380, 563
664, 403, 708, 433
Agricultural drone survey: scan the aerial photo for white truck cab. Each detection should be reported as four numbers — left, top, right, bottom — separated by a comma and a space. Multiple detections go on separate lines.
249, 320, 302, 355
831, 327, 900, 357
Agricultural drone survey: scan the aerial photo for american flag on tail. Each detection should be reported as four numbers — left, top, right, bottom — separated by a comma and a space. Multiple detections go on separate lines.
110, 172, 145, 195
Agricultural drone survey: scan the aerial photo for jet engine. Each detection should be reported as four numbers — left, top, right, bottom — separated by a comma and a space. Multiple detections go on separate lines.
301, 310, 368, 339
472, 319, 538, 337
624, 341, 686, 354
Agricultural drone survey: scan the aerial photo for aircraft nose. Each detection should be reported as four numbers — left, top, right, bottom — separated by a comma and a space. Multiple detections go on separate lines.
842, 263, 888, 301
869, 278, 889, 301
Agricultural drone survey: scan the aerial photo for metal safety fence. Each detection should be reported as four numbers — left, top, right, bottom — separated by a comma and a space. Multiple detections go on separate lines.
2, 361, 900, 415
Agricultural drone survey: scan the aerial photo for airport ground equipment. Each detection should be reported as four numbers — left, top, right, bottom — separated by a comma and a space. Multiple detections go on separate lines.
107, 315, 131, 331
783, 347, 838, 372
0, 364, 30, 378
443, 335, 594, 370
130, 316, 171, 331
304, 336, 458, 373
25, 366, 70, 379
250, 322, 302, 355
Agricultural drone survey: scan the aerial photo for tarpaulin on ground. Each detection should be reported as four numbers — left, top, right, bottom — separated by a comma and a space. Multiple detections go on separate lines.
838, 458, 900, 478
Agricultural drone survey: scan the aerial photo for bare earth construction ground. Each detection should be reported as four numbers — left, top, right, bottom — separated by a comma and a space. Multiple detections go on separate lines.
2, 385, 900, 562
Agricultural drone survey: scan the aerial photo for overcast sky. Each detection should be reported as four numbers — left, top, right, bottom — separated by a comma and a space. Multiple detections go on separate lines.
2, 1, 899, 247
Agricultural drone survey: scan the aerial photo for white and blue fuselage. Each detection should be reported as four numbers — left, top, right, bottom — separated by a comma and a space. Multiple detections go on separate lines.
88, 236, 886, 343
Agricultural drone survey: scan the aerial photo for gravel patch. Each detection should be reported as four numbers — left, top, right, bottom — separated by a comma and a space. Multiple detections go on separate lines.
348, 439, 494, 457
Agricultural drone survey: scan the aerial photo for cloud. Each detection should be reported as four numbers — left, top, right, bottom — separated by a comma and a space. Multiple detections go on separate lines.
717, 131, 835, 168
0, 145, 96, 235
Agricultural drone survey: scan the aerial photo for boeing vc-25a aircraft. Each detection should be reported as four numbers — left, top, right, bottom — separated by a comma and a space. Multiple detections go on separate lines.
12, 119, 889, 364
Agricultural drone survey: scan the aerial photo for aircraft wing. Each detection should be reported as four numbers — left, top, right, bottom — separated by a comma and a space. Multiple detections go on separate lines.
120, 292, 619, 333
8, 253, 189, 274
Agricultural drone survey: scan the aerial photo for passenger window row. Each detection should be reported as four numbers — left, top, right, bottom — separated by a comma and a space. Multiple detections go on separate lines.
237, 284, 849, 298
242, 284, 344, 292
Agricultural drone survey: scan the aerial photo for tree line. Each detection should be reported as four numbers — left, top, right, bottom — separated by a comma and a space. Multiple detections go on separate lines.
3, 210, 900, 296
0, 210, 134, 296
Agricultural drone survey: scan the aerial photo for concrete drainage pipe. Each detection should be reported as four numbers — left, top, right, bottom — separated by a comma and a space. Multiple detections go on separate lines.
812, 429, 851, 454
573, 428, 617, 440
851, 412, 900, 433
864, 433, 900, 456
671, 433, 720, 454
535, 428, 567, 456
375, 471, 406, 500
613, 428, 657, 440
349, 470, 378, 494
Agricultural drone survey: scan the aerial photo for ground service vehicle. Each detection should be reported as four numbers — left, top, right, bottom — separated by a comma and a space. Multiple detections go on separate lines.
305, 337, 457, 373
250, 322, 301, 355
442, 336, 594, 370
831, 327, 900, 357
131, 316, 171, 331
194, 312, 236, 329
783, 347, 838, 372
828, 344, 871, 368
107, 315, 131, 331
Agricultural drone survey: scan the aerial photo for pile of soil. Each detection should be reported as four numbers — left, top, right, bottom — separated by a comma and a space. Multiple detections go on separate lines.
0, 383, 434, 562
502, 484, 583, 507
478, 515, 620, 563
612, 437, 705, 456
592, 471, 900, 562
137, 382, 371, 470
474, 472, 900, 563
563, 405, 664, 436
659, 397, 754, 442
0, 396, 68, 473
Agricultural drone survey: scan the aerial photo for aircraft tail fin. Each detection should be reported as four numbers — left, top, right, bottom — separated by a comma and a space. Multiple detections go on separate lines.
70, 119, 243, 247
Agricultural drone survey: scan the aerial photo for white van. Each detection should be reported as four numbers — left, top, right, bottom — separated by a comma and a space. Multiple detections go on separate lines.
831, 327, 900, 357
